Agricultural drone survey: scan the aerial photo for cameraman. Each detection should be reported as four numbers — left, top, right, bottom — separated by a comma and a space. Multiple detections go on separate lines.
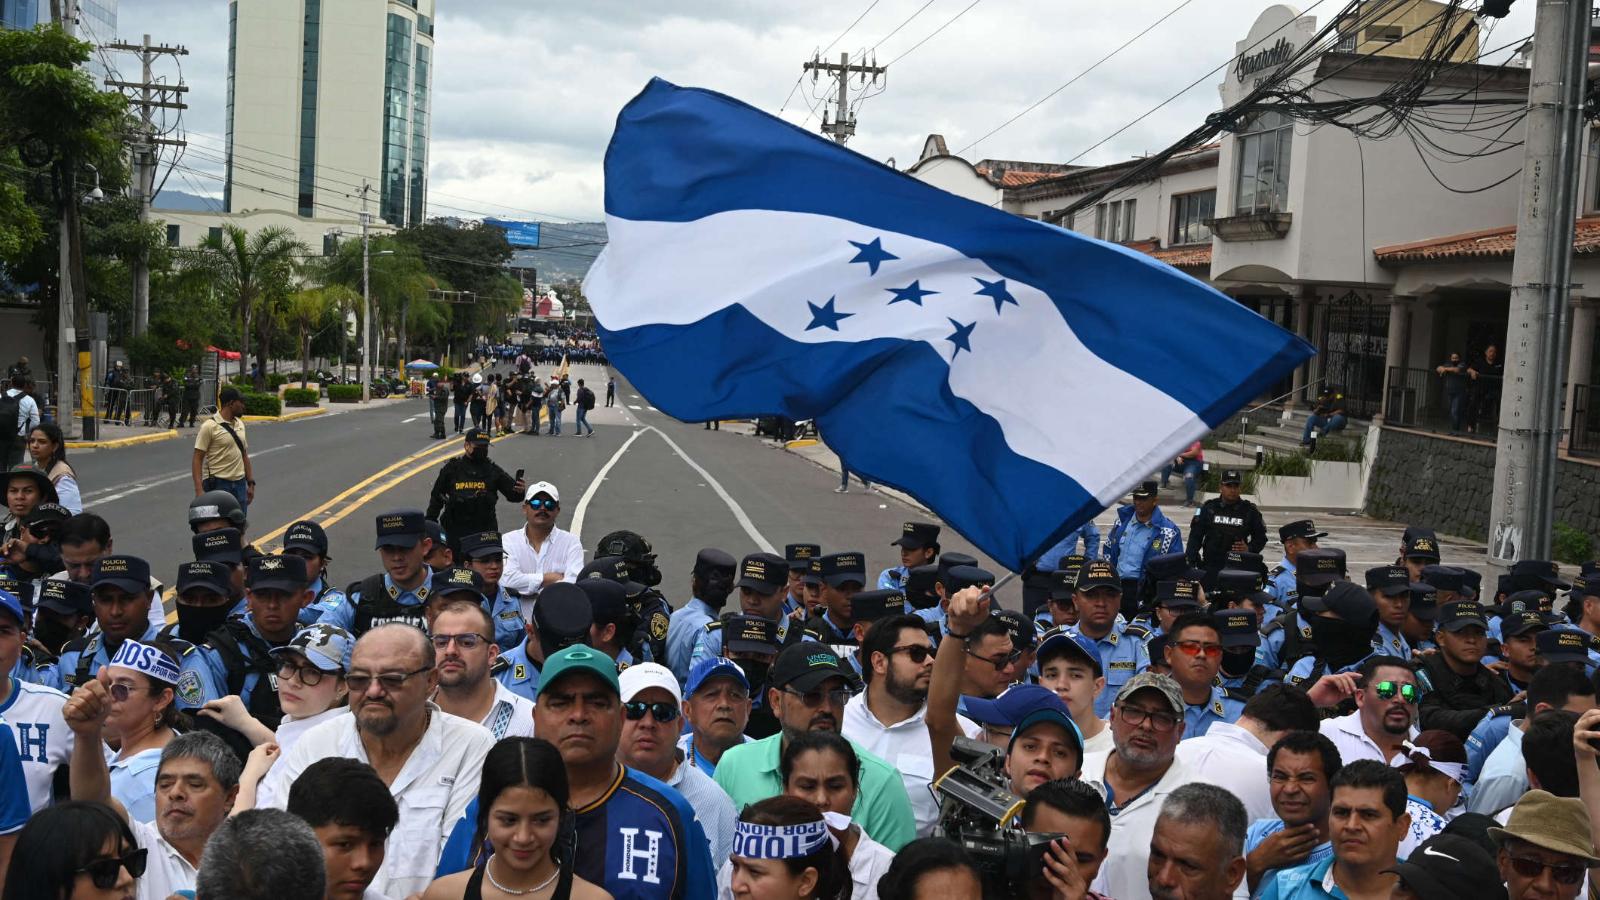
929, 586, 1084, 800
1022, 778, 1114, 900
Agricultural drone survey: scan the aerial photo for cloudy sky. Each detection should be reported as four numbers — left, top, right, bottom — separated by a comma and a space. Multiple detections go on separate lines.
113, 0, 1536, 224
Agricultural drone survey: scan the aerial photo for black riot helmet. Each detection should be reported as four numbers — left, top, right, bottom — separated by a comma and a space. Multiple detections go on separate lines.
594, 530, 661, 587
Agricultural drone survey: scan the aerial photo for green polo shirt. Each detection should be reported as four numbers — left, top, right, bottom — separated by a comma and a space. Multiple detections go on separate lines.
712, 732, 916, 851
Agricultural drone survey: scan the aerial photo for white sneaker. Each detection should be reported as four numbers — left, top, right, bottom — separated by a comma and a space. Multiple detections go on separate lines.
834, 486, 849, 493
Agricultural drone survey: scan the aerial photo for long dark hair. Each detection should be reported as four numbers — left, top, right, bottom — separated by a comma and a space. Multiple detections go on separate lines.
780, 730, 862, 794
2, 801, 136, 900
737, 796, 852, 900
28, 422, 68, 470
471, 738, 575, 895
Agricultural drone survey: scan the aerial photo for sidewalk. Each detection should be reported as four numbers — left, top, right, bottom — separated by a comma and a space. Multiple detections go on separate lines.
68, 396, 415, 450
718, 419, 1493, 579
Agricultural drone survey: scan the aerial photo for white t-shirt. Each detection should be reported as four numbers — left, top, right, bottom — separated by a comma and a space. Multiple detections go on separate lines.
130, 817, 197, 900
273, 706, 350, 758
1083, 750, 1195, 900
1081, 721, 1114, 755
1, 676, 73, 812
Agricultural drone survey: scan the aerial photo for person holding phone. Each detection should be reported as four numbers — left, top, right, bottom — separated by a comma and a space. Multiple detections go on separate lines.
425, 428, 526, 557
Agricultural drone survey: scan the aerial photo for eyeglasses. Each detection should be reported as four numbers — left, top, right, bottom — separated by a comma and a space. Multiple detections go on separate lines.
1117, 704, 1180, 732
890, 645, 933, 664
783, 687, 853, 707
78, 849, 147, 889
623, 701, 680, 722
430, 633, 488, 650
1372, 680, 1419, 703
526, 498, 558, 511
965, 646, 1023, 671
1504, 854, 1587, 886
26, 522, 58, 540
277, 661, 329, 687
107, 682, 139, 702
1170, 640, 1223, 660
346, 666, 432, 693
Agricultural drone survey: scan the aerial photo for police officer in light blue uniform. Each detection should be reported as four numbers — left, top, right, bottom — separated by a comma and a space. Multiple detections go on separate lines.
1157, 610, 1245, 736
15, 580, 91, 690
876, 522, 940, 591
59, 556, 164, 690
1365, 565, 1422, 660
1284, 582, 1382, 687
782, 543, 821, 619
161, 561, 244, 649
1035, 561, 1087, 631
1265, 519, 1326, 611
1214, 607, 1260, 692
456, 531, 524, 650
665, 548, 738, 685
493, 582, 594, 703
174, 554, 310, 719
1068, 560, 1149, 718
1255, 548, 1346, 680
281, 521, 346, 626
912, 553, 977, 633
318, 510, 436, 635
803, 552, 867, 652
191, 528, 248, 606
692, 552, 796, 670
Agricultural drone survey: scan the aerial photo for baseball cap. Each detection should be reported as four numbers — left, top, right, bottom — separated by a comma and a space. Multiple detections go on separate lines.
1501, 611, 1548, 639
424, 520, 446, 549
852, 590, 907, 624
579, 556, 646, 597
374, 509, 427, 549
24, 503, 68, 529
693, 548, 738, 579
820, 552, 867, 588
1366, 565, 1423, 597
1303, 581, 1378, 625
619, 662, 682, 704
246, 554, 309, 593
282, 521, 329, 557
91, 556, 151, 595
531, 583, 593, 648
1279, 519, 1328, 543
1536, 627, 1592, 664
1383, 833, 1505, 900
430, 568, 488, 604
1076, 560, 1121, 593
536, 645, 620, 700
37, 579, 91, 616
176, 561, 232, 598
1296, 549, 1347, 588
1421, 565, 1475, 598
1114, 671, 1184, 715
464, 427, 491, 444
1156, 580, 1200, 609
785, 543, 821, 572
721, 614, 781, 655
1219, 468, 1243, 485
736, 553, 789, 593
270, 623, 355, 672
1488, 789, 1600, 864
685, 657, 750, 697
1208, 569, 1262, 600
1436, 600, 1489, 633
1214, 609, 1261, 648
903, 564, 941, 610
1036, 626, 1102, 676
1131, 480, 1159, 500
892, 522, 941, 550
523, 481, 560, 503
193, 528, 243, 565
0, 589, 22, 626
1409, 583, 1439, 620
460, 531, 504, 560
960, 683, 1069, 728
1403, 528, 1442, 561
936, 553, 978, 591
770, 641, 853, 693
802, 557, 824, 587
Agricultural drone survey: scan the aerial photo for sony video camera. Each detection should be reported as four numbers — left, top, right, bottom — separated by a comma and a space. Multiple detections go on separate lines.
933, 737, 1062, 895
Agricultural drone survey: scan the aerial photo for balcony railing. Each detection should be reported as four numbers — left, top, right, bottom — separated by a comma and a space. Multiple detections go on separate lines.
1384, 366, 1502, 439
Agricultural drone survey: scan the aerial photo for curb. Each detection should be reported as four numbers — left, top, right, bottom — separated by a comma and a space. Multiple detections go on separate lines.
66, 430, 180, 450
243, 407, 329, 424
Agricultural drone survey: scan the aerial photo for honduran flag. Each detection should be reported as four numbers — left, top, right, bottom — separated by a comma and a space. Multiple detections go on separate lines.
584, 79, 1313, 571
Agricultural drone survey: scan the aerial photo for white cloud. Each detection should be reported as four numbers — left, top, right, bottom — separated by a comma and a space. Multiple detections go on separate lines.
117, 0, 1538, 222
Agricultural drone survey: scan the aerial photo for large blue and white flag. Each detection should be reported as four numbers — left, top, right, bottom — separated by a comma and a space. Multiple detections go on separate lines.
584, 79, 1314, 571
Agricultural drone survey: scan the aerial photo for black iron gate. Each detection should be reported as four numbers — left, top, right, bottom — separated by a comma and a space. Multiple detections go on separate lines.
1319, 290, 1387, 419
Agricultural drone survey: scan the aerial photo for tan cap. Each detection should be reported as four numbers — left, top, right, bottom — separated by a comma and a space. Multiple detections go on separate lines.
1488, 790, 1600, 864
1114, 671, 1184, 715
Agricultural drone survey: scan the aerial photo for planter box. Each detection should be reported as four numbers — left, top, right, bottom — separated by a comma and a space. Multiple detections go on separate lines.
1200, 462, 1366, 511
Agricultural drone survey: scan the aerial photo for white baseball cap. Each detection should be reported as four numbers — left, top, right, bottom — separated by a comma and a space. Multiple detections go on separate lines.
619, 662, 682, 704
523, 480, 560, 503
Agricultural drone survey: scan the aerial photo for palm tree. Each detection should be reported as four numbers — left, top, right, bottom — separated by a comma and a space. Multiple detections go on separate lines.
182, 225, 307, 389
284, 286, 357, 389
365, 244, 436, 376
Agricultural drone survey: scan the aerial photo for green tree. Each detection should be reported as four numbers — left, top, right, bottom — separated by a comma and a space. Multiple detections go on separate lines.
182, 224, 306, 389
284, 286, 356, 389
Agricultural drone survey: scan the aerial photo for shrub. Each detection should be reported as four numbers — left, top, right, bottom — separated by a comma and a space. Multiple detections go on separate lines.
1311, 434, 1366, 462
240, 392, 281, 417
282, 388, 319, 407
229, 373, 253, 387
1200, 467, 1260, 495
1554, 523, 1595, 566
328, 384, 362, 403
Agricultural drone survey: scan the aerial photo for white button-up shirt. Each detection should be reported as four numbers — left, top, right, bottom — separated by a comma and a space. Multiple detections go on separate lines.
480, 681, 536, 740
1083, 749, 1194, 900
841, 693, 981, 837
130, 818, 197, 900
1174, 721, 1274, 823
1319, 711, 1417, 766
499, 525, 585, 616
259, 703, 494, 899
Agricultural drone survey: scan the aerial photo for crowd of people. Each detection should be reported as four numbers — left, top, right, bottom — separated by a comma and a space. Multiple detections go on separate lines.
428, 371, 603, 440
1, 438, 1600, 899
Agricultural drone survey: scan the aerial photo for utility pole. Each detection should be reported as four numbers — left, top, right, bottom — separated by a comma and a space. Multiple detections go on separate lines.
360, 182, 373, 403
51, 0, 77, 436
802, 52, 886, 144
1486, 0, 1590, 565
104, 36, 188, 339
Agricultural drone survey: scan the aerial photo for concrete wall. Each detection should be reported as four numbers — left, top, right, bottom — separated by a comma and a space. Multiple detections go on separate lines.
904, 157, 1002, 207
1364, 426, 1600, 546
1030, 164, 1216, 246
154, 207, 392, 253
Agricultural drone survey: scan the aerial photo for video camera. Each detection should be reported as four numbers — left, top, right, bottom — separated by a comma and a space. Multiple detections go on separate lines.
933, 737, 1061, 896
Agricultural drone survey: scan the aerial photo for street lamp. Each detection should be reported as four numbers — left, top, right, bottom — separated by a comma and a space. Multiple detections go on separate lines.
361, 243, 394, 402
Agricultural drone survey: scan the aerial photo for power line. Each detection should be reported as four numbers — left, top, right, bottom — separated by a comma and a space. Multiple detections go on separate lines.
882, 0, 982, 67
869, 0, 939, 51
822, 0, 882, 55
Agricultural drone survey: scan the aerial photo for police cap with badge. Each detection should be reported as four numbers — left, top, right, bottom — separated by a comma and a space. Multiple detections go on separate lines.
1076, 560, 1121, 594
1156, 579, 1201, 610
1538, 627, 1593, 665
1508, 559, 1570, 596
1218, 552, 1268, 589
1436, 600, 1489, 634
459, 531, 504, 561
576, 576, 632, 635
945, 564, 997, 594
820, 552, 867, 589
786, 543, 821, 574
177, 561, 233, 599
580, 556, 647, 597
851, 590, 907, 625
892, 522, 940, 551
37, 578, 92, 617
1050, 555, 1089, 600
374, 509, 427, 548
282, 521, 330, 559
430, 567, 487, 604
1295, 548, 1346, 594
194, 528, 244, 566
737, 553, 789, 596
722, 614, 782, 656
1208, 569, 1263, 605
247, 554, 308, 593
1366, 565, 1426, 597
1279, 519, 1328, 545
91, 555, 151, 595
1501, 610, 1548, 640
992, 608, 1037, 650
1402, 528, 1442, 562
1214, 608, 1261, 650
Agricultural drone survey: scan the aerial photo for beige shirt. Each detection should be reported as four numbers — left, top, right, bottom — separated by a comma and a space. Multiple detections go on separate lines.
195, 413, 248, 480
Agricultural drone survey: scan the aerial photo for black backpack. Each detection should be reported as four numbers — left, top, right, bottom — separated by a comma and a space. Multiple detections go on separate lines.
578, 387, 595, 410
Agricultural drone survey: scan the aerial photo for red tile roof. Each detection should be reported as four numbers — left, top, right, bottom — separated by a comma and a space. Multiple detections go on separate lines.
973, 165, 1058, 187
1374, 216, 1600, 263
1149, 245, 1212, 269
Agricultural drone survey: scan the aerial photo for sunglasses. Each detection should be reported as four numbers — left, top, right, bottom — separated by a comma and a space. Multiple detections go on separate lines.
1372, 680, 1418, 703
526, 499, 558, 511
1170, 640, 1223, 660
346, 666, 432, 693
78, 849, 147, 889
783, 687, 853, 707
966, 646, 1024, 671
277, 661, 330, 687
1504, 854, 1587, 886
108, 682, 140, 702
890, 645, 933, 664
623, 701, 680, 722
26, 522, 58, 540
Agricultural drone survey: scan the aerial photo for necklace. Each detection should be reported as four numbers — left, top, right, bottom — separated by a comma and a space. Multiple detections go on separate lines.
485, 854, 558, 896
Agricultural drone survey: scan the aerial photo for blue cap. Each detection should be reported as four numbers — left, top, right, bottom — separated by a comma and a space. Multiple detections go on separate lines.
960, 683, 1069, 727
1012, 705, 1084, 757
1036, 627, 1103, 677
685, 657, 750, 697
0, 589, 23, 625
